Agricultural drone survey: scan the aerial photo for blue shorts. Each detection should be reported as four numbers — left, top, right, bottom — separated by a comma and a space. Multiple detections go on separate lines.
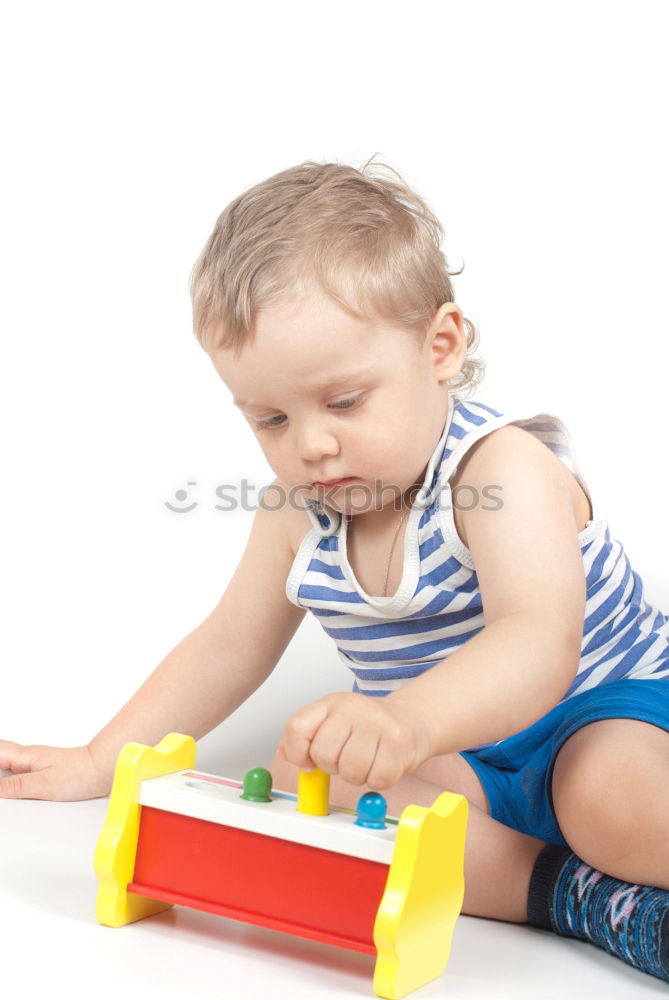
458, 678, 669, 846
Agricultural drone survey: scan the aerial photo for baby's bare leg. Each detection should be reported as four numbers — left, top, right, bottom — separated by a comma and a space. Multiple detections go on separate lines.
268, 750, 546, 924
378, 768, 546, 923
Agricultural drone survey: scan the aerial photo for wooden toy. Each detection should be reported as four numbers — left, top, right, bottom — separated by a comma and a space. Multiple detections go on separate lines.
94, 733, 468, 999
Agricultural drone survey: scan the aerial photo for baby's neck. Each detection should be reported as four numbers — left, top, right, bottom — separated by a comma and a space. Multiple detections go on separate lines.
347, 479, 422, 536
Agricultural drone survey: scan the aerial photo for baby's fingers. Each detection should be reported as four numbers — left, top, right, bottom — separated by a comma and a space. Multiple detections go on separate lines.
282, 699, 331, 770
0, 744, 104, 801
366, 739, 406, 791
0, 740, 33, 776
0, 765, 55, 800
0, 742, 54, 799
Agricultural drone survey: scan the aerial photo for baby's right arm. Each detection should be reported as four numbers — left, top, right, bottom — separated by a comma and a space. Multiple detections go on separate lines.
0, 480, 306, 801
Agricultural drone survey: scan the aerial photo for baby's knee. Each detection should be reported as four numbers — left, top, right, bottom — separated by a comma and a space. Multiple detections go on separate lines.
412, 752, 491, 814
267, 747, 299, 794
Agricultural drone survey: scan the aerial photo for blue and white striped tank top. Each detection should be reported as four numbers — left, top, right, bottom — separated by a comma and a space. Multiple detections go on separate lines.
285, 397, 669, 752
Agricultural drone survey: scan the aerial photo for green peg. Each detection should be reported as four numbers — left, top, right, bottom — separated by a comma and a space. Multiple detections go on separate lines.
240, 766, 273, 803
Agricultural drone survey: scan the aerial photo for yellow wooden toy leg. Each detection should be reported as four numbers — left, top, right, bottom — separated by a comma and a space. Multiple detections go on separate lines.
93, 732, 196, 928
373, 791, 468, 1000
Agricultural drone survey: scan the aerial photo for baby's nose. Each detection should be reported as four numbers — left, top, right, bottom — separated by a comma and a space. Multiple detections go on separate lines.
297, 425, 340, 462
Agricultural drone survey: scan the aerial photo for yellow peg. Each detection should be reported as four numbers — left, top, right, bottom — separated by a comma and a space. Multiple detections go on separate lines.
297, 767, 330, 815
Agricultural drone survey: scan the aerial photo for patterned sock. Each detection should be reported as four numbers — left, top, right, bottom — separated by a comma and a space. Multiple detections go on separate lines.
527, 844, 669, 983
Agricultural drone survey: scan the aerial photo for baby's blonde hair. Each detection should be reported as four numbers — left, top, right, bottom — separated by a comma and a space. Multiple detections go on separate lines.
190, 157, 484, 397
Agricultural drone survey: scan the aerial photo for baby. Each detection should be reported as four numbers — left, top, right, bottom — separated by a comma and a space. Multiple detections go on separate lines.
2, 159, 669, 984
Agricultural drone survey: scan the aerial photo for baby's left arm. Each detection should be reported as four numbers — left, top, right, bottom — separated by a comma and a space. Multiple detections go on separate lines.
280, 425, 586, 789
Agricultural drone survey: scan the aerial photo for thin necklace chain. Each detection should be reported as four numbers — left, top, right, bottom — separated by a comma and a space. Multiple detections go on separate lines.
382, 502, 411, 598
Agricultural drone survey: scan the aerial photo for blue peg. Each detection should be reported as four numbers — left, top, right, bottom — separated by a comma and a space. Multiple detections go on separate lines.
355, 791, 387, 829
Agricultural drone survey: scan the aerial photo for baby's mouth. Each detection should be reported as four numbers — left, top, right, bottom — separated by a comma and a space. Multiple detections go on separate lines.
312, 477, 356, 491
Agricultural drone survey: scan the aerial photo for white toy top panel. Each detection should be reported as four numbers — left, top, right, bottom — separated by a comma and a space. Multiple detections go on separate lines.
138, 769, 399, 865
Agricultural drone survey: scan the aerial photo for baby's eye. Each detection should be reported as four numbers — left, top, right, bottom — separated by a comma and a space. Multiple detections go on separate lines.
253, 396, 361, 432
254, 414, 287, 430
329, 396, 359, 410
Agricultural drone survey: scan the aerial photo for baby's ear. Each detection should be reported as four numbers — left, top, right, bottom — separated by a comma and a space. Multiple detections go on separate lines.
429, 305, 466, 379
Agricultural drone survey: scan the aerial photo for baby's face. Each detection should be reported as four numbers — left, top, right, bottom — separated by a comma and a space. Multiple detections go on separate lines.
208, 287, 464, 520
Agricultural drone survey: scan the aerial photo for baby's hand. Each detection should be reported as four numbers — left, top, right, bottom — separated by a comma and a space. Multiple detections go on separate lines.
278, 692, 431, 790
0, 741, 111, 801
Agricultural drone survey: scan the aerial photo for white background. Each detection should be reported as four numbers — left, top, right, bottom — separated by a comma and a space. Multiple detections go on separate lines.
1, 2, 668, 997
